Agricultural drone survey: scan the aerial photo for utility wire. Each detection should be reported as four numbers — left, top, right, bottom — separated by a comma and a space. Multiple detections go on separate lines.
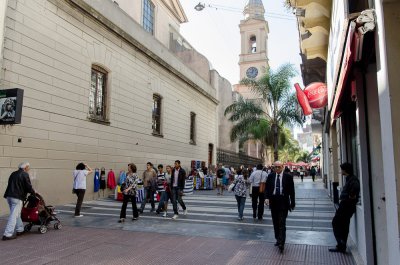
204, 3, 296, 21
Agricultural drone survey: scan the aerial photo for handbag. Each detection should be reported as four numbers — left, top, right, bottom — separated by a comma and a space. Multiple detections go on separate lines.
72, 172, 78, 194
228, 182, 236, 192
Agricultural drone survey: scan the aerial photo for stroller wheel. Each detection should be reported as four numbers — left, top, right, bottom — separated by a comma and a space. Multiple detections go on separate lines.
24, 224, 32, 232
38, 225, 47, 234
54, 222, 62, 230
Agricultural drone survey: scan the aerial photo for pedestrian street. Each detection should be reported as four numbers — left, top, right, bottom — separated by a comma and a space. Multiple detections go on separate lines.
0, 178, 356, 265
58, 180, 335, 246
56, 178, 337, 246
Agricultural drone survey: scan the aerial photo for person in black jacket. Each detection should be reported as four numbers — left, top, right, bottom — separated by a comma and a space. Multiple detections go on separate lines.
264, 161, 295, 253
329, 162, 360, 253
3, 162, 35, 241
170, 160, 187, 220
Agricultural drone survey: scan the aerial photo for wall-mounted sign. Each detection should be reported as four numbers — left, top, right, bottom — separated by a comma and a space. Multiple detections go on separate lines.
295, 83, 328, 116
0, 88, 24, 124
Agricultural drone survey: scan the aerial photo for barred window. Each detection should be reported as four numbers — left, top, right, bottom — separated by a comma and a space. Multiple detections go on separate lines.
143, 0, 155, 35
89, 66, 107, 121
152, 94, 162, 135
190, 112, 196, 144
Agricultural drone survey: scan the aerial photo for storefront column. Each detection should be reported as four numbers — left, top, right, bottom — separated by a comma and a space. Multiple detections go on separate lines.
374, 1, 400, 263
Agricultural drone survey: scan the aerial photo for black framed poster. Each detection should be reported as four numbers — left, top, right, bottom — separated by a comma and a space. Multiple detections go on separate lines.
0, 88, 24, 124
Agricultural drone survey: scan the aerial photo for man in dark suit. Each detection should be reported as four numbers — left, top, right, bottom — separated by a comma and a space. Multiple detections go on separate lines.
265, 161, 295, 253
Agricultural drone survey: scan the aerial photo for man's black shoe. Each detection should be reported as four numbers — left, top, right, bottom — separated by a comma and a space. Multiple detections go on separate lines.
16, 231, 25, 236
2, 235, 16, 241
329, 247, 346, 253
274, 242, 279, 246
279, 244, 284, 253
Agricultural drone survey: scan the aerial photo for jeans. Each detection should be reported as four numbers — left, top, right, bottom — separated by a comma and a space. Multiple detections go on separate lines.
235, 195, 246, 218
171, 187, 186, 215
74, 189, 86, 216
140, 187, 155, 211
120, 194, 138, 219
3, 197, 24, 237
157, 191, 168, 212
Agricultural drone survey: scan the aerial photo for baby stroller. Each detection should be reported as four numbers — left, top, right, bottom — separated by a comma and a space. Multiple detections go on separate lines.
21, 193, 62, 234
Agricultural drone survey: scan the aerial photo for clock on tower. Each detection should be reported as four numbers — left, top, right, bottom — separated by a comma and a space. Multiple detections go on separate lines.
246, 67, 258, 78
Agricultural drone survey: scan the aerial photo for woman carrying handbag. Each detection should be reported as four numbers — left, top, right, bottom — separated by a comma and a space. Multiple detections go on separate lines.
119, 163, 139, 222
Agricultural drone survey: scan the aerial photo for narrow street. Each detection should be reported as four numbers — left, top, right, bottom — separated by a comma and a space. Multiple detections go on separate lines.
0, 178, 356, 264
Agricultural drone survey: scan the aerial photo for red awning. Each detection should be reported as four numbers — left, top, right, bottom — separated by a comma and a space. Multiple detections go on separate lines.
330, 21, 359, 124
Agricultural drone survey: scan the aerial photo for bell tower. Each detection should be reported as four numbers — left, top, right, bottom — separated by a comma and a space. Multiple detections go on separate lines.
237, 0, 269, 83
234, 0, 270, 162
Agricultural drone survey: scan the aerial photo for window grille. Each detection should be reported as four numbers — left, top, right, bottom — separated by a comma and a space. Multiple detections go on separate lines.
152, 94, 162, 134
89, 66, 107, 121
190, 112, 196, 144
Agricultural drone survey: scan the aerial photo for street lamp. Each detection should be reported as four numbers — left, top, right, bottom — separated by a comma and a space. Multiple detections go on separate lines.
194, 2, 205, 11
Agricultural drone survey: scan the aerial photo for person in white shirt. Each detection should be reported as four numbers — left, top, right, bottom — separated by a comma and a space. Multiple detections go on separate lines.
248, 164, 268, 220
72, 162, 93, 217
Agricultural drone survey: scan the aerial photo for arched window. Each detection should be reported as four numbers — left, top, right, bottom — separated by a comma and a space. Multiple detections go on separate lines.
152, 94, 162, 135
250, 35, 257, 53
89, 65, 108, 121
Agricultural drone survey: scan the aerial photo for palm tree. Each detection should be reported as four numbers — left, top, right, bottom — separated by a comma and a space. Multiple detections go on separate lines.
224, 63, 303, 161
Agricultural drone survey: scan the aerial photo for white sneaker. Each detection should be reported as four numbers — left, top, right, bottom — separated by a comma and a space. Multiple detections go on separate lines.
183, 209, 187, 215
74, 214, 84, 217
172, 214, 178, 220
163, 212, 167, 217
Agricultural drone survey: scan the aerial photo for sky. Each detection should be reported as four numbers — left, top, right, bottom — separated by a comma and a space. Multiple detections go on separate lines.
179, 0, 304, 86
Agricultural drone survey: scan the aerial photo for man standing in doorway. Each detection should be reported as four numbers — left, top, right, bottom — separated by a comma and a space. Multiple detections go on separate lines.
171, 160, 187, 219
265, 161, 295, 253
3, 162, 35, 240
329, 162, 360, 253
139, 162, 157, 213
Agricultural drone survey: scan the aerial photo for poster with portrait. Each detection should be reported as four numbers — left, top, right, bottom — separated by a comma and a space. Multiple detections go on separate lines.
0, 88, 24, 124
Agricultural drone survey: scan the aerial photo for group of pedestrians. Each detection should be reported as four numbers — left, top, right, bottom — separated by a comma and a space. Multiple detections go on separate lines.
118, 160, 187, 222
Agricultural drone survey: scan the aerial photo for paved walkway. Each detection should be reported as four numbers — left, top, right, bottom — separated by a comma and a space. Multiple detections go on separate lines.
0, 177, 355, 265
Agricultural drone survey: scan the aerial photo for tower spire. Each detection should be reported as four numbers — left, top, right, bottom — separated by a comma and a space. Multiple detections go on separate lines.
243, 0, 265, 20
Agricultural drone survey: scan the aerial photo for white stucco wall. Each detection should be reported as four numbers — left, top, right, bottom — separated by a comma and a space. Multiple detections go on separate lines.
114, 0, 181, 48
0, 0, 217, 215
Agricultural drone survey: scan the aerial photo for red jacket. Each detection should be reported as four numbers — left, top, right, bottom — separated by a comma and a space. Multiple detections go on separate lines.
107, 170, 117, 189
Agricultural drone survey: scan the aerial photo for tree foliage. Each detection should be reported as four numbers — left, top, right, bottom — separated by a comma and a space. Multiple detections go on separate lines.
224, 63, 303, 161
